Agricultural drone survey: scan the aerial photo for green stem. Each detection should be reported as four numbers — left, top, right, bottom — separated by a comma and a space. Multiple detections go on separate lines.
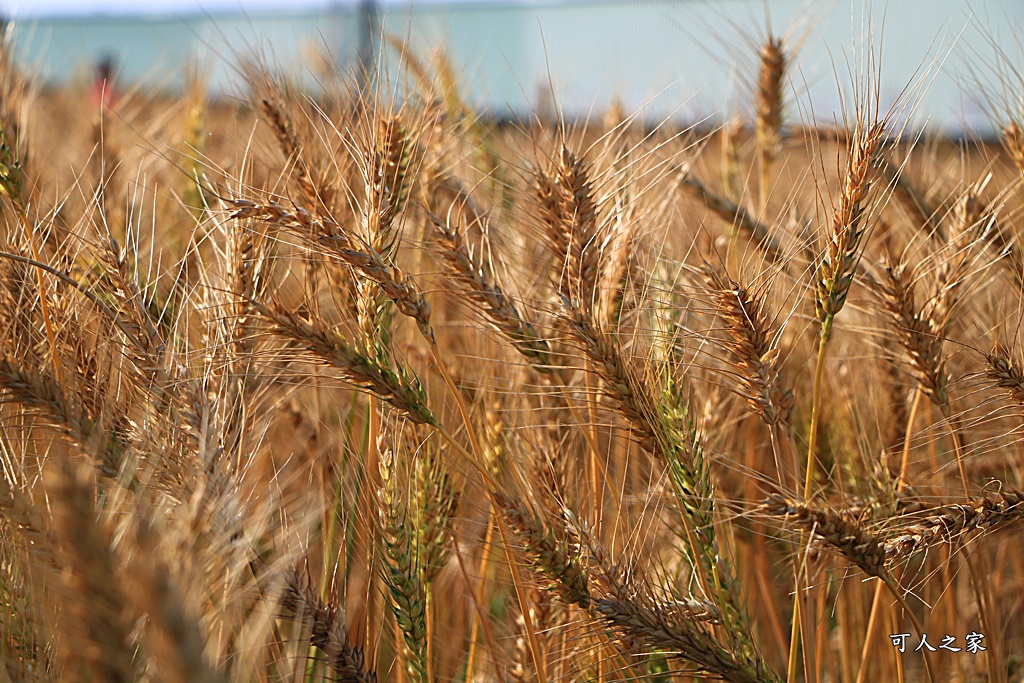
788, 315, 833, 683
804, 315, 833, 500
425, 586, 435, 683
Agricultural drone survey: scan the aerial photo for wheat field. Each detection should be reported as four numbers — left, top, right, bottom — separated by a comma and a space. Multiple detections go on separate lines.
1, 19, 1024, 683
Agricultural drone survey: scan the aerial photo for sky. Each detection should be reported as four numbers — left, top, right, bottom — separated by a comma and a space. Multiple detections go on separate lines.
2, 0, 509, 16
4, 0, 339, 15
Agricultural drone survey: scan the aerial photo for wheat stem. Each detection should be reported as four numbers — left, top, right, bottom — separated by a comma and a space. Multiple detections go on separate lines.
787, 311, 833, 683
857, 382, 923, 683
804, 316, 832, 500
462, 510, 496, 683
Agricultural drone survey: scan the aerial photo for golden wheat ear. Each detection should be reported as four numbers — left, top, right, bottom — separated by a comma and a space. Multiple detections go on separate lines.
276, 565, 377, 683
702, 262, 792, 427
755, 34, 786, 211
428, 210, 554, 371
816, 122, 886, 331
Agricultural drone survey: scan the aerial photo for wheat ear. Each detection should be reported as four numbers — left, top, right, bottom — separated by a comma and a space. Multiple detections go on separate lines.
885, 491, 1024, 560
534, 145, 601, 306
278, 567, 377, 683
230, 200, 435, 342
703, 262, 792, 426
755, 34, 786, 211
429, 211, 553, 371
254, 301, 439, 427
377, 441, 429, 683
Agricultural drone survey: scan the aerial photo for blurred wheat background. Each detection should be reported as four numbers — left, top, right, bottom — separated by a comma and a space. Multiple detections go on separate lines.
1, 2, 1024, 682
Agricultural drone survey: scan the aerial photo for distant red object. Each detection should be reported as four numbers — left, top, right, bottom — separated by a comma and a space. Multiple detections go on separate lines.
89, 57, 118, 109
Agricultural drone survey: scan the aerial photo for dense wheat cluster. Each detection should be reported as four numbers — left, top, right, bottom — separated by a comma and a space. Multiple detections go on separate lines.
3, 21, 1024, 683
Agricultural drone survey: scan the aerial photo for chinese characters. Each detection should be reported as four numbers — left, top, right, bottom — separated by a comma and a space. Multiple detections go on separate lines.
889, 632, 986, 655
